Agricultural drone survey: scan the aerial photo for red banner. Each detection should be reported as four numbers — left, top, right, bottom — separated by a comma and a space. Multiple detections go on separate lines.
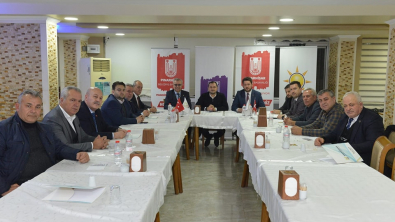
157, 53, 185, 91
241, 51, 270, 90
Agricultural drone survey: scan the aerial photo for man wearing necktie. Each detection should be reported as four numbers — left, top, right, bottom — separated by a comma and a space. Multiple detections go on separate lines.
314, 91, 384, 165
164, 78, 192, 110
77, 87, 127, 139
126, 81, 157, 117
231, 77, 265, 112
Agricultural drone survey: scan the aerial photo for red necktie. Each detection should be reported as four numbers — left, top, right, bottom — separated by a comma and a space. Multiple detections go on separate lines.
246, 92, 249, 104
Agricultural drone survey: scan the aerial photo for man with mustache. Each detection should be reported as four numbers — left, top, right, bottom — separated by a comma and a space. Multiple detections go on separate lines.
1, 90, 90, 197
43, 87, 108, 151
77, 87, 127, 139
314, 91, 383, 165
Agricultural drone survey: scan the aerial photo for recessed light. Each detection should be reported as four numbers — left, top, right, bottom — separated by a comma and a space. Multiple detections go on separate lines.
98, 26, 108, 29
116, 33, 125, 36
262, 34, 272, 37
64, 17, 78, 21
280, 18, 293, 22
268, 27, 280, 30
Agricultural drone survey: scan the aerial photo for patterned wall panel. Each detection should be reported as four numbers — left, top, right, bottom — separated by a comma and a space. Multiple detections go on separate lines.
337, 41, 355, 103
47, 23, 58, 110
384, 28, 395, 127
0, 23, 42, 120
63, 39, 77, 87
81, 40, 88, 58
328, 42, 338, 94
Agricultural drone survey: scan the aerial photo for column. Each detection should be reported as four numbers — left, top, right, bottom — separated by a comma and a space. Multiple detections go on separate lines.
384, 19, 395, 127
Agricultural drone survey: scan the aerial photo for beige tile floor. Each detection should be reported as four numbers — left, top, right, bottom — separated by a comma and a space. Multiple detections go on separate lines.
159, 139, 262, 222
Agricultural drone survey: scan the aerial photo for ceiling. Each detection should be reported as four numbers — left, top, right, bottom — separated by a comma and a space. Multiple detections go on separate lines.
1, 0, 395, 39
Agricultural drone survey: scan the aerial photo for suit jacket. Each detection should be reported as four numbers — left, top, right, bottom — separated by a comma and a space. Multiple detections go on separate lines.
76, 101, 119, 139
131, 94, 150, 112
42, 105, 95, 152
196, 92, 229, 111
231, 89, 265, 111
164, 89, 192, 110
322, 107, 384, 166
127, 99, 141, 116
279, 96, 292, 113
101, 94, 138, 127
285, 93, 305, 118
292, 101, 321, 127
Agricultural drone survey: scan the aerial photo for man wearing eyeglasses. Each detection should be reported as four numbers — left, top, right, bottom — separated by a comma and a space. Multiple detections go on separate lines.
164, 78, 192, 110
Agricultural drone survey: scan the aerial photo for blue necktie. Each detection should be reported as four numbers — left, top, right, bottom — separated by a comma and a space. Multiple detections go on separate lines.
346, 118, 353, 130
91, 112, 98, 132
177, 93, 180, 100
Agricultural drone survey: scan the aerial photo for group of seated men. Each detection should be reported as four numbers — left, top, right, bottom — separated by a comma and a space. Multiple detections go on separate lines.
0, 75, 385, 197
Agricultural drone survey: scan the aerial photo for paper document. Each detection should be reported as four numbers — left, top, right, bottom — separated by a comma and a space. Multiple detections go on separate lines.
322, 143, 363, 164
148, 116, 158, 119
43, 187, 105, 203
87, 163, 107, 171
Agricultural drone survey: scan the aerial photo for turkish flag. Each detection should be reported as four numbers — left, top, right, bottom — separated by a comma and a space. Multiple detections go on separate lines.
253, 99, 257, 113
173, 98, 184, 112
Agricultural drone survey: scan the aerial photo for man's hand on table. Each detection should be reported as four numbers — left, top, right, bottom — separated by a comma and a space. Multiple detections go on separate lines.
291, 126, 302, 135
114, 130, 127, 139
137, 115, 144, 123
150, 107, 157, 113
314, 138, 325, 146
236, 108, 242, 113
207, 105, 216, 112
283, 117, 295, 126
93, 135, 107, 149
76, 152, 90, 163
1, 184, 19, 197
142, 110, 150, 117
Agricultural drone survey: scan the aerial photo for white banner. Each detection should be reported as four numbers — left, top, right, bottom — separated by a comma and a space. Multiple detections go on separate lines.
195, 46, 235, 108
151, 48, 190, 108
235, 46, 276, 110
279, 47, 317, 106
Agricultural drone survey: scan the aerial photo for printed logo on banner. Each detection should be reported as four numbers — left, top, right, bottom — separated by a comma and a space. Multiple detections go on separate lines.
157, 100, 164, 108
157, 53, 185, 91
241, 51, 270, 90
263, 100, 272, 107
200, 75, 228, 98
283, 66, 311, 89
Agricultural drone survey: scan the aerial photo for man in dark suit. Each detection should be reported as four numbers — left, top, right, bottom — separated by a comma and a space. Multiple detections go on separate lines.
0, 90, 90, 197
101, 81, 144, 127
43, 87, 108, 152
273, 84, 292, 114
130, 80, 157, 114
314, 91, 384, 166
76, 87, 127, 140
164, 78, 192, 110
278, 81, 304, 119
284, 88, 321, 127
196, 81, 229, 147
231, 77, 265, 112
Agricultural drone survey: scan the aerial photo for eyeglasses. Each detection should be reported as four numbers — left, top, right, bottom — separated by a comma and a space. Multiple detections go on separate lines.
173, 84, 182, 87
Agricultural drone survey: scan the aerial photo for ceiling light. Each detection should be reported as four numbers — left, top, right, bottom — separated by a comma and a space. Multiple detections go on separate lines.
262, 34, 272, 37
268, 27, 280, 30
280, 18, 293, 22
98, 26, 108, 29
116, 33, 125, 36
64, 17, 78, 21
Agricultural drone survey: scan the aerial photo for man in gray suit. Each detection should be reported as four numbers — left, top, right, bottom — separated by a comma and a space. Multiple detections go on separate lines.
43, 87, 108, 152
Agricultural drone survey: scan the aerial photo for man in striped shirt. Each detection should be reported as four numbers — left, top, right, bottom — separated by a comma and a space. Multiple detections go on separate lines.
291, 89, 344, 137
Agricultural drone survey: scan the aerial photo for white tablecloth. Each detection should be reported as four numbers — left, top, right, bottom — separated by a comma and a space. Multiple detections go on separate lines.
0, 171, 164, 222
190, 111, 241, 130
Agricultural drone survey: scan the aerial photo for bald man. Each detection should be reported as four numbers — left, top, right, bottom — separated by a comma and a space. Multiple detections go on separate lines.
76, 87, 127, 140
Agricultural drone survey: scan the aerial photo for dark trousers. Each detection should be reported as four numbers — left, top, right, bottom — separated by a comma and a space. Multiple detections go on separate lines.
200, 128, 225, 140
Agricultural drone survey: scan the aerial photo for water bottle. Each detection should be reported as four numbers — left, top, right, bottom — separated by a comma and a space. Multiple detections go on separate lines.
242, 104, 246, 116
265, 134, 270, 149
168, 103, 172, 115
268, 111, 274, 126
283, 126, 290, 149
114, 141, 122, 166
125, 130, 133, 151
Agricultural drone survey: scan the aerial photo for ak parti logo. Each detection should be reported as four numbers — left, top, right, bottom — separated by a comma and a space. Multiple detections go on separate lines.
241, 51, 270, 90
283, 66, 311, 89
157, 53, 185, 91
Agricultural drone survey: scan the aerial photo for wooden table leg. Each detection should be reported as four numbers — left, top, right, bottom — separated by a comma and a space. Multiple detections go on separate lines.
235, 135, 240, 162
155, 212, 160, 222
261, 201, 270, 222
194, 126, 199, 160
241, 160, 249, 187
185, 131, 190, 160
172, 158, 180, 195
177, 154, 183, 193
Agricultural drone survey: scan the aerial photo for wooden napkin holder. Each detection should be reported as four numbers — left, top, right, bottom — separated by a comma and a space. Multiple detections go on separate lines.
258, 107, 267, 115
194, 105, 201, 114
257, 115, 267, 127
278, 170, 300, 200
142, 128, 155, 144
254, 132, 265, 148
129, 151, 147, 172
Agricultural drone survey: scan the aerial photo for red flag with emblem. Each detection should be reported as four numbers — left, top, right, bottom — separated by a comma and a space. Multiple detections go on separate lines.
253, 99, 257, 113
173, 98, 184, 112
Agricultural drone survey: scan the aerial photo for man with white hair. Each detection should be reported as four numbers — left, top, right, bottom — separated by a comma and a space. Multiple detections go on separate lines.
314, 91, 384, 165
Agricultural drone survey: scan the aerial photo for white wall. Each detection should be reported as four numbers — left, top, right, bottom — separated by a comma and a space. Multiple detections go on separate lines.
105, 37, 255, 96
